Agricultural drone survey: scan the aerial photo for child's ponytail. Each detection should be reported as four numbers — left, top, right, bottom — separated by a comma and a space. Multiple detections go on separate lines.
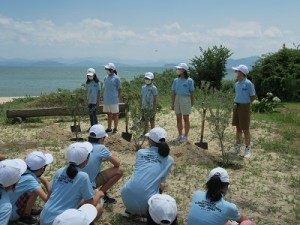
66, 163, 78, 179
156, 138, 170, 158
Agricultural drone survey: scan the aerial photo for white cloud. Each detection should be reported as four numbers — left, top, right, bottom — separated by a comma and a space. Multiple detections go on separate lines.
263, 26, 283, 38
163, 22, 181, 31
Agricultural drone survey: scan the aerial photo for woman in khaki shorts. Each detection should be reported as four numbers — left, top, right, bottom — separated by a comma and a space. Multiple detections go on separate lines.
171, 63, 195, 143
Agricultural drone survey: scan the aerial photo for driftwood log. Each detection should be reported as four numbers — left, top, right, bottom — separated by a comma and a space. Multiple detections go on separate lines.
6, 103, 127, 123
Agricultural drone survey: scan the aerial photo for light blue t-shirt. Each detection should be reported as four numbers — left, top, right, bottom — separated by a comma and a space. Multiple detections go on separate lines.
40, 166, 94, 225
120, 147, 174, 215
0, 188, 12, 225
103, 74, 121, 105
8, 170, 40, 220
172, 77, 195, 96
82, 143, 112, 187
141, 84, 158, 109
187, 190, 241, 225
87, 81, 100, 104
234, 78, 256, 104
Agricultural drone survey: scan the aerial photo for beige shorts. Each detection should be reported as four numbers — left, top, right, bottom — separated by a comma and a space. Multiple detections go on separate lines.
174, 95, 192, 115
232, 103, 251, 130
94, 170, 110, 188
103, 104, 119, 113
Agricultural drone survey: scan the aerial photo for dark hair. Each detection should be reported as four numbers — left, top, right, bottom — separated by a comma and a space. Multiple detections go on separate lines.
206, 175, 229, 202
88, 135, 100, 143
86, 74, 100, 84
156, 138, 170, 158
146, 209, 178, 225
177, 70, 189, 79
66, 163, 78, 179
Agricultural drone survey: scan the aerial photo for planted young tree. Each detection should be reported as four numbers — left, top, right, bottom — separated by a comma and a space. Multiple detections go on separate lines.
189, 45, 232, 89
206, 88, 234, 165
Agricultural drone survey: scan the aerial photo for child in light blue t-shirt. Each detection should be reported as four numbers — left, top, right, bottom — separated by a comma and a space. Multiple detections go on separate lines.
86, 68, 100, 128
121, 127, 174, 218
40, 142, 104, 225
187, 167, 254, 225
141, 72, 158, 131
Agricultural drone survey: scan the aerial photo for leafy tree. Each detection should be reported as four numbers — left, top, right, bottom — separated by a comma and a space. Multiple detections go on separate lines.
189, 45, 232, 89
250, 45, 300, 101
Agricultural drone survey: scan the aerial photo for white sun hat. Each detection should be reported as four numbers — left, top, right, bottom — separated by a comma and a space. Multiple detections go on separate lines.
207, 167, 230, 183
67, 142, 93, 165
175, 63, 188, 71
144, 72, 154, 80
25, 151, 53, 170
232, 64, 249, 75
148, 194, 177, 225
89, 124, 108, 139
52, 204, 97, 225
145, 127, 167, 143
104, 63, 116, 70
86, 68, 96, 76
0, 159, 27, 187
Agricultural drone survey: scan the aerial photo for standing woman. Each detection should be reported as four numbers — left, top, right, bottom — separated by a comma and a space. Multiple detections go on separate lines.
40, 142, 104, 225
171, 63, 195, 143
86, 68, 100, 128
121, 127, 174, 218
103, 63, 121, 134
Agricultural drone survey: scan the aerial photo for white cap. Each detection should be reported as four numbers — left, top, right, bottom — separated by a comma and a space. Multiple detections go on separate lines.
207, 167, 230, 183
232, 64, 249, 75
0, 159, 27, 187
67, 142, 93, 165
144, 72, 154, 80
89, 124, 108, 139
52, 204, 97, 225
86, 68, 96, 76
148, 194, 177, 224
25, 151, 53, 171
104, 63, 116, 70
145, 127, 167, 143
175, 63, 188, 71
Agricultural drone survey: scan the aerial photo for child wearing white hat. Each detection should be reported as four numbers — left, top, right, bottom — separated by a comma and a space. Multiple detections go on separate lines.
40, 142, 104, 225
147, 194, 178, 225
172, 63, 195, 143
83, 124, 123, 204
187, 167, 254, 225
141, 72, 158, 131
103, 63, 121, 134
121, 127, 174, 219
86, 67, 100, 128
0, 159, 27, 225
8, 151, 53, 224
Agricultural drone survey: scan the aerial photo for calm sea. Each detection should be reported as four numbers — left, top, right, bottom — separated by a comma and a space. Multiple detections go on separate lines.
0, 66, 235, 97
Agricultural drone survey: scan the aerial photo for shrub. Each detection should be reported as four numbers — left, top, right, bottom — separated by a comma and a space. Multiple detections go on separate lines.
252, 92, 282, 113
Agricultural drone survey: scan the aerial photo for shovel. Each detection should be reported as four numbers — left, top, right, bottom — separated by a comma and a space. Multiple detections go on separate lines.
122, 100, 132, 142
195, 102, 208, 149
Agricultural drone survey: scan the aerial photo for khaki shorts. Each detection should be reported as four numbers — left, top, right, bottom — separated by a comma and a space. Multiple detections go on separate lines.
94, 170, 110, 188
103, 104, 119, 114
232, 103, 251, 130
174, 95, 192, 115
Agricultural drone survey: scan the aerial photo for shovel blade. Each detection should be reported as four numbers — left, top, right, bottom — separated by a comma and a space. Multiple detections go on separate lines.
122, 132, 132, 142
195, 142, 208, 149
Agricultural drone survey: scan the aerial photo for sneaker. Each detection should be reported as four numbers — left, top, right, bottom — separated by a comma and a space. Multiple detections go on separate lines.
230, 144, 241, 154
172, 136, 182, 144
105, 128, 113, 133
123, 210, 133, 219
18, 216, 38, 224
244, 146, 251, 158
30, 208, 42, 216
112, 128, 118, 134
103, 192, 117, 204
180, 135, 188, 143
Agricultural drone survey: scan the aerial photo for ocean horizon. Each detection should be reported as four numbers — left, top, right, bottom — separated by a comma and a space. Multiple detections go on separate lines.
0, 66, 235, 97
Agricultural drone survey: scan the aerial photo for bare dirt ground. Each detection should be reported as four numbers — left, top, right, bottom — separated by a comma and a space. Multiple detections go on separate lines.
1, 108, 299, 225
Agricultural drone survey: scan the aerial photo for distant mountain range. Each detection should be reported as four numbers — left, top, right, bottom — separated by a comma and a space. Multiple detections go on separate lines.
0, 56, 259, 68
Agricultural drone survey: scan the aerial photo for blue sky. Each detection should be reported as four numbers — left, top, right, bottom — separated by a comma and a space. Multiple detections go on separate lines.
0, 0, 299, 62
